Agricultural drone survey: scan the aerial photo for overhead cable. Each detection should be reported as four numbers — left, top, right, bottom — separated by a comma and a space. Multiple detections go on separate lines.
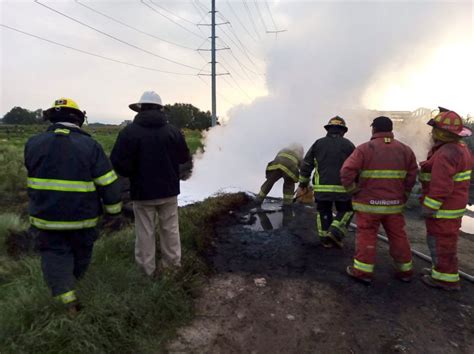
149, 0, 196, 26
0, 24, 197, 76
34, 0, 207, 72
226, 1, 258, 43
74, 0, 196, 51
141, 0, 207, 41
242, 0, 261, 39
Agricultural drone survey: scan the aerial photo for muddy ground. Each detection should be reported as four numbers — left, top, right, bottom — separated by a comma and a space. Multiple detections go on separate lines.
168, 201, 474, 353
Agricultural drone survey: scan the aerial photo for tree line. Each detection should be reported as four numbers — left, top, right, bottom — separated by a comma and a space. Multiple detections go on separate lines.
1, 103, 216, 130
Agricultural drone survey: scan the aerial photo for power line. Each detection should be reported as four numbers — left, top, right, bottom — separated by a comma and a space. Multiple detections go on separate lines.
34, 0, 207, 72
226, 1, 258, 43
253, 0, 268, 32
264, 0, 278, 32
149, 0, 196, 26
74, 0, 197, 51
0, 24, 196, 76
216, 12, 264, 70
141, 0, 207, 41
242, 0, 261, 40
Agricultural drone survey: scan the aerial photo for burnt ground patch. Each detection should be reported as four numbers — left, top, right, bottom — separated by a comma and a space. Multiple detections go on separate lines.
169, 201, 474, 353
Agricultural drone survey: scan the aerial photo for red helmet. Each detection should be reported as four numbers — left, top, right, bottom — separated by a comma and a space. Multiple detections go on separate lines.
427, 107, 472, 137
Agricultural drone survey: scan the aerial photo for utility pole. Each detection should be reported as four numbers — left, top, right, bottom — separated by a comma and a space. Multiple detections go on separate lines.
211, 0, 217, 127
197, 2, 229, 127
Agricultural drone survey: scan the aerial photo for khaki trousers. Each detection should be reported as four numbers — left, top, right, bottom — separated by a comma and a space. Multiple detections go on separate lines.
133, 196, 181, 276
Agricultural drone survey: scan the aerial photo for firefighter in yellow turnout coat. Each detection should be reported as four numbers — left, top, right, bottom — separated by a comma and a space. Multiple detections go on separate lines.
256, 144, 304, 205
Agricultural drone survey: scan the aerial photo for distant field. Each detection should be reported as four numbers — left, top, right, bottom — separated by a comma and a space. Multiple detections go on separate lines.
0, 124, 203, 212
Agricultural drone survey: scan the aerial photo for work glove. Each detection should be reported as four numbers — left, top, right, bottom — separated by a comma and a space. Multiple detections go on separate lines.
421, 206, 436, 218
295, 186, 308, 198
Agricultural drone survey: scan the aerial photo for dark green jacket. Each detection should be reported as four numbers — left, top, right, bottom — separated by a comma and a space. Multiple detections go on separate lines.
299, 133, 355, 201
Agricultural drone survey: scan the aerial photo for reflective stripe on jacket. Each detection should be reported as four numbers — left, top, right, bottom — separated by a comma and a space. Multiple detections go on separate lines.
420, 141, 473, 219
266, 149, 301, 182
25, 124, 122, 230
340, 132, 418, 214
299, 134, 355, 201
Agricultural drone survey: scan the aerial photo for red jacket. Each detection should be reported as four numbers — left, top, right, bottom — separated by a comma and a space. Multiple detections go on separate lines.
340, 132, 418, 214
420, 141, 473, 219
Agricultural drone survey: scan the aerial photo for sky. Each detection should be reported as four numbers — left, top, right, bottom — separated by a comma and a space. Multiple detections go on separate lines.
2, 1, 471, 125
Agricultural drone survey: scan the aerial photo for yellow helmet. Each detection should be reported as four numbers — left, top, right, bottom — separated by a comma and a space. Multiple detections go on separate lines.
44, 97, 86, 121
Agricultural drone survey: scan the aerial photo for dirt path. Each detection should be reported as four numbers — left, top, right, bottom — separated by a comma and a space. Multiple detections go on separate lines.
168, 202, 474, 353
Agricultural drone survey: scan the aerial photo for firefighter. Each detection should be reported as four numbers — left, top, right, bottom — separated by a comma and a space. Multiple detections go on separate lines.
25, 98, 122, 315
419, 107, 473, 291
298, 116, 355, 248
256, 143, 304, 206
340, 116, 417, 284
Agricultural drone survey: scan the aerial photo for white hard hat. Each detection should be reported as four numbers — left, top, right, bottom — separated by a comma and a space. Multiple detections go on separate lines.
129, 91, 163, 112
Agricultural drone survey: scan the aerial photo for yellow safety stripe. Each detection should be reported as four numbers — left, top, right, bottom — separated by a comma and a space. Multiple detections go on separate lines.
299, 176, 310, 184
283, 193, 294, 200
27, 177, 96, 192
360, 170, 407, 179
433, 208, 465, 219
453, 170, 471, 182
30, 216, 99, 230
419, 172, 431, 182
93, 170, 118, 187
104, 202, 122, 214
354, 259, 374, 273
345, 183, 357, 193
352, 202, 404, 214
423, 196, 442, 210
314, 184, 347, 193
395, 261, 413, 272
54, 129, 70, 135
258, 190, 266, 198
56, 290, 77, 304
431, 268, 460, 282
316, 213, 325, 237
419, 170, 471, 182
267, 164, 298, 182
278, 152, 299, 165
330, 211, 354, 235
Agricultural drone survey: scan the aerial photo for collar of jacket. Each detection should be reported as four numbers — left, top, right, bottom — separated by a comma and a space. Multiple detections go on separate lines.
371, 131, 394, 140
133, 110, 167, 128
47, 123, 90, 136
326, 133, 343, 138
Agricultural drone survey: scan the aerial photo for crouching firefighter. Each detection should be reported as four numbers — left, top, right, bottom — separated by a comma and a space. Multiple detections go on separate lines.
256, 144, 304, 206
341, 116, 418, 284
420, 107, 473, 291
25, 98, 122, 315
298, 116, 355, 248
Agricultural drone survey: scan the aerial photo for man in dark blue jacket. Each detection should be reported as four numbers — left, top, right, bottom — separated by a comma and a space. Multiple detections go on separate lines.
111, 91, 190, 277
25, 98, 121, 315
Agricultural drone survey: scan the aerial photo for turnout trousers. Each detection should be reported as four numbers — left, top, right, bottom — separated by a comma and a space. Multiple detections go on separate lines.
352, 212, 413, 280
425, 218, 461, 287
258, 169, 295, 205
34, 228, 97, 305
316, 200, 353, 240
133, 196, 181, 276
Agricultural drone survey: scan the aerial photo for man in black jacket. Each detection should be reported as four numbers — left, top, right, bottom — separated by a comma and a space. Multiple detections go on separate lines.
298, 116, 355, 248
25, 97, 122, 315
111, 91, 190, 277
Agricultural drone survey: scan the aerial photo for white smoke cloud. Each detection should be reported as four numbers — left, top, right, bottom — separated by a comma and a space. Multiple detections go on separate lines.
179, 1, 472, 204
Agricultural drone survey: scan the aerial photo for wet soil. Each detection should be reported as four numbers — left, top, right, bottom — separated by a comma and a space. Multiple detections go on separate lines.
168, 201, 474, 353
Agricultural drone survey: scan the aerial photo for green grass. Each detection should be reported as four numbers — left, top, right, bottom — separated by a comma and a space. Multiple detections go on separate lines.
0, 193, 248, 353
0, 125, 203, 211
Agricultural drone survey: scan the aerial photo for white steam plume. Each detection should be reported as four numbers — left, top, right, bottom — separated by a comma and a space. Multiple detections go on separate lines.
180, 1, 472, 204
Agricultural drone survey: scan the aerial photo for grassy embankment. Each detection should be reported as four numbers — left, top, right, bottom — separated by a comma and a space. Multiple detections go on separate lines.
0, 124, 242, 353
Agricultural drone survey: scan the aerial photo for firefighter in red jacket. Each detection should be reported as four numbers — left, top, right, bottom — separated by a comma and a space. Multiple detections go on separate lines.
419, 107, 473, 291
340, 116, 418, 284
